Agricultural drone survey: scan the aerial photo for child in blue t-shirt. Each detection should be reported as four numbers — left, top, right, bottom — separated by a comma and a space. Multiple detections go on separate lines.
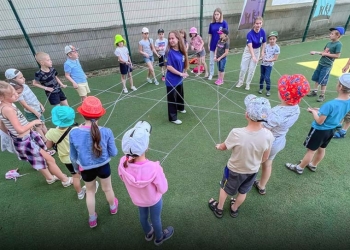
236, 16, 266, 91
64, 45, 90, 102
286, 73, 350, 174
207, 8, 228, 80
165, 31, 189, 125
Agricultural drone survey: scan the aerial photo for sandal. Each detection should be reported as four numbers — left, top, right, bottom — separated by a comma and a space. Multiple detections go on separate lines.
229, 198, 238, 218
47, 150, 56, 156
253, 180, 266, 195
208, 198, 223, 218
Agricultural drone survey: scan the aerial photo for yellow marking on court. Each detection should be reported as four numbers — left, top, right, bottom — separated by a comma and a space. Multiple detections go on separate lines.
297, 58, 348, 77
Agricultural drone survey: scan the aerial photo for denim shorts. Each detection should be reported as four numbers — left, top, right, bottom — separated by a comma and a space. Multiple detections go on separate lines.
196, 49, 206, 57
311, 64, 331, 86
144, 56, 154, 64
217, 57, 227, 72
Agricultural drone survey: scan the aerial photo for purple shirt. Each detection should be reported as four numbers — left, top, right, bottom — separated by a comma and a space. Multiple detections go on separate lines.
165, 49, 185, 87
208, 20, 229, 51
246, 28, 266, 49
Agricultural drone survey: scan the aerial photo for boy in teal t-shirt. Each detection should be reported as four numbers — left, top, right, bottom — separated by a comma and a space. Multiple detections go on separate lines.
307, 26, 343, 102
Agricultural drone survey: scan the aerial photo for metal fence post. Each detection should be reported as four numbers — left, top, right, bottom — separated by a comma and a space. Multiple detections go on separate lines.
199, 0, 203, 37
344, 15, 350, 34
118, 0, 132, 60
262, 0, 268, 17
8, 0, 38, 65
302, 0, 318, 42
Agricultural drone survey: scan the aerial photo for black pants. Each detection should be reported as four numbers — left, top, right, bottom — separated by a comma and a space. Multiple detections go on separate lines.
166, 84, 184, 121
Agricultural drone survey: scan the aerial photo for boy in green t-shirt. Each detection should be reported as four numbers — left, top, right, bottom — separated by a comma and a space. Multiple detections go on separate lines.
307, 26, 343, 102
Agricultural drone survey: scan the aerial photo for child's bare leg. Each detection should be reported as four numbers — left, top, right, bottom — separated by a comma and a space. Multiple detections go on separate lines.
147, 62, 156, 80
231, 193, 246, 211
299, 149, 316, 169
60, 99, 69, 106
121, 75, 126, 89
85, 180, 97, 215
40, 149, 69, 182
72, 173, 82, 193
313, 82, 319, 91
259, 159, 272, 189
100, 176, 116, 205
38, 168, 54, 180
128, 73, 134, 87
320, 85, 327, 95
202, 57, 208, 77
343, 121, 350, 130
196, 58, 201, 75
81, 96, 87, 102
217, 188, 228, 210
310, 147, 326, 166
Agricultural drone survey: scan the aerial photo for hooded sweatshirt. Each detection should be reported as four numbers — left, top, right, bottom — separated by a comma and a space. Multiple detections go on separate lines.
118, 156, 168, 207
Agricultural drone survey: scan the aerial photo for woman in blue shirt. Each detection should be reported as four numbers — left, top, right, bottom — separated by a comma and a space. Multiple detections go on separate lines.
236, 16, 266, 91
208, 8, 228, 80
70, 96, 118, 228
165, 30, 189, 125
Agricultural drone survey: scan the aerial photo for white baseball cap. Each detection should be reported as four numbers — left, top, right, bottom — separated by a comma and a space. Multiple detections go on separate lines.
339, 73, 350, 88
5, 68, 20, 80
64, 45, 79, 54
122, 121, 152, 157
142, 27, 149, 33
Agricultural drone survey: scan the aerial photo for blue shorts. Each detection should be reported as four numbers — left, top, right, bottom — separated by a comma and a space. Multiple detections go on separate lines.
144, 56, 154, 64
120, 63, 133, 75
217, 57, 227, 72
46, 89, 67, 106
311, 64, 331, 86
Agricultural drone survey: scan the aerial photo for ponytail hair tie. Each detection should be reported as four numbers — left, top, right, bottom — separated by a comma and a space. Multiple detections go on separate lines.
91, 119, 96, 123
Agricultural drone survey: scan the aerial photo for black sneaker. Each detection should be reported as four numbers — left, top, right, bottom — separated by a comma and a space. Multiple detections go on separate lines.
154, 226, 174, 246
145, 226, 154, 241
307, 90, 317, 97
317, 95, 325, 102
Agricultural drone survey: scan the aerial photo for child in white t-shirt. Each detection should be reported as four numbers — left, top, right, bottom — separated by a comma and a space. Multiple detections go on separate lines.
114, 34, 136, 94
254, 74, 310, 195
155, 29, 168, 82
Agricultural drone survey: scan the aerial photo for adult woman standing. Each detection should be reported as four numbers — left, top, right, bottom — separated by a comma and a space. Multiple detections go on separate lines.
165, 31, 189, 125
236, 16, 266, 90
208, 8, 229, 80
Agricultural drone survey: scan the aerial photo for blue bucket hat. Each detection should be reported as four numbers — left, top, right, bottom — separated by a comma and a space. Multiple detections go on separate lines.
51, 106, 75, 127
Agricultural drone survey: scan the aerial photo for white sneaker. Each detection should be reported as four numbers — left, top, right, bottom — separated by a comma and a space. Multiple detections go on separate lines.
130, 86, 137, 91
147, 77, 152, 83
208, 75, 213, 80
123, 88, 128, 93
245, 85, 250, 90
78, 186, 86, 200
62, 177, 73, 187
236, 82, 243, 88
46, 175, 60, 185
178, 110, 186, 114
171, 119, 182, 125
154, 80, 159, 86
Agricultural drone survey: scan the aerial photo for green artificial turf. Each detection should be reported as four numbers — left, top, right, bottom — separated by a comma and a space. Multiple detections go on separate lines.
1, 35, 350, 249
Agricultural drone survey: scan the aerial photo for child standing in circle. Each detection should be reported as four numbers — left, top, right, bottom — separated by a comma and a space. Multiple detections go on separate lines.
69, 96, 118, 228
214, 28, 229, 85
236, 16, 266, 90
0, 81, 72, 186
165, 30, 189, 125
259, 31, 280, 97
155, 29, 168, 82
179, 29, 189, 52
189, 27, 208, 77
5, 68, 49, 146
139, 27, 160, 85
46, 106, 97, 199
208, 8, 229, 80
254, 74, 309, 195
118, 121, 174, 246
114, 34, 137, 94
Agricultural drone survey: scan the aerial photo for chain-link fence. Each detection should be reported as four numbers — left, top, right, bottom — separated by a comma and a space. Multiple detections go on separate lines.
1, 0, 349, 76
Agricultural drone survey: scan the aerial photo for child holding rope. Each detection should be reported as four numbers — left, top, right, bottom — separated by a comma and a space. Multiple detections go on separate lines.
118, 121, 174, 246
114, 34, 136, 93
307, 26, 343, 102
33, 52, 68, 106
0, 81, 72, 187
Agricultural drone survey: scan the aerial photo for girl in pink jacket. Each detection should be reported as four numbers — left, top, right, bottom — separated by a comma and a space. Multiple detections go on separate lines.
118, 121, 174, 246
